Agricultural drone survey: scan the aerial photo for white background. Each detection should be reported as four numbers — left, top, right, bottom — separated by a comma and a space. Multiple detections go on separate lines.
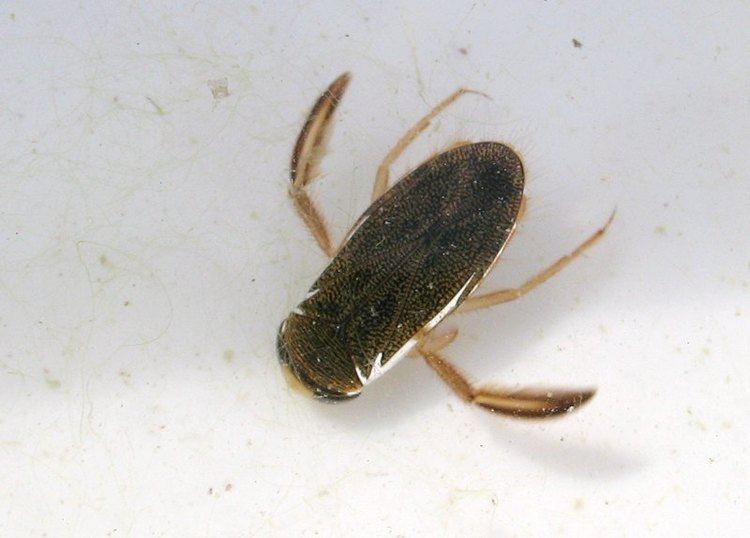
1, 1, 748, 536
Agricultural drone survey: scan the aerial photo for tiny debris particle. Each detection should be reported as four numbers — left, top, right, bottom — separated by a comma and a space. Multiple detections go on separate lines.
208, 77, 229, 100
223, 349, 235, 362
208, 487, 213, 495
43, 368, 61, 389
225, 483, 233, 492
458, 47, 468, 55
654, 225, 667, 235
572, 38, 583, 48
45, 377, 61, 390
146, 96, 166, 115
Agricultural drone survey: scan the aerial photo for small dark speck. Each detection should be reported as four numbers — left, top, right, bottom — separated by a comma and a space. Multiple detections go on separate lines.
123, 301, 130, 306
572, 38, 583, 48
225, 483, 233, 491
208, 487, 213, 495
458, 47, 468, 55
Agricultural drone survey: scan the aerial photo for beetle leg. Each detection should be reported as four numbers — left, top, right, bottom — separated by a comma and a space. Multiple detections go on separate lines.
458, 211, 615, 313
289, 72, 351, 257
444, 139, 474, 152
517, 195, 528, 220
419, 349, 595, 418
408, 328, 459, 357
372, 89, 489, 201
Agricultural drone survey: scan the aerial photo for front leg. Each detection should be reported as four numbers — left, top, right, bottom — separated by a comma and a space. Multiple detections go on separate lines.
289, 72, 351, 257
371, 88, 489, 202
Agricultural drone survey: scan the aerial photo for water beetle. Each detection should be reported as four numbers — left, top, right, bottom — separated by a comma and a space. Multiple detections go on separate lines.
277, 73, 613, 418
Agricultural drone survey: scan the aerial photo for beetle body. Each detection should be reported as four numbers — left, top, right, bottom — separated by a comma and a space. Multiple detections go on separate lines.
278, 142, 524, 399
276, 72, 609, 417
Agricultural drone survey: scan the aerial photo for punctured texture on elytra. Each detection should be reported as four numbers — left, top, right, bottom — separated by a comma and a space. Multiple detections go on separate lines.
278, 142, 524, 399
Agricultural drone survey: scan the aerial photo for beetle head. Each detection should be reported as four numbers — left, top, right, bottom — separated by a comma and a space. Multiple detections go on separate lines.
277, 316, 364, 400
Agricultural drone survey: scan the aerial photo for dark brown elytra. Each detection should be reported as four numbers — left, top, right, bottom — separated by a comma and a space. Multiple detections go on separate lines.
277, 72, 613, 418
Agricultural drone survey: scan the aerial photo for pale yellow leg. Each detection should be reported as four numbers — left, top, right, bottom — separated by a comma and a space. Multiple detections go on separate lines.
408, 329, 459, 357
443, 139, 474, 152
458, 211, 615, 313
372, 89, 489, 201
419, 348, 595, 418
289, 191, 334, 257
289, 72, 351, 257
